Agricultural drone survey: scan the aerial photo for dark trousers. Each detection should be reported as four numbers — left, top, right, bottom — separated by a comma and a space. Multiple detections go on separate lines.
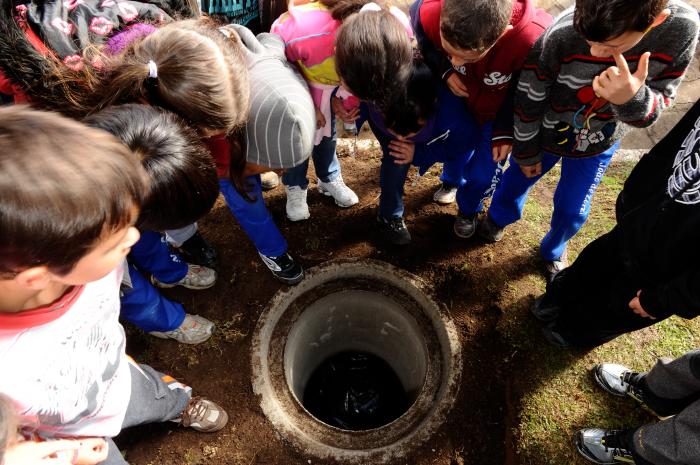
632, 350, 700, 465
547, 227, 662, 347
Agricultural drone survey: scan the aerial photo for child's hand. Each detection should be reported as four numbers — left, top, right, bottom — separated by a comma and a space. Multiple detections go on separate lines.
446, 73, 469, 98
629, 290, 656, 320
4, 439, 83, 465
519, 161, 542, 178
315, 107, 326, 129
492, 143, 512, 162
73, 438, 109, 465
331, 97, 360, 124
389, 139, 416, 165
593, 52, 650, 105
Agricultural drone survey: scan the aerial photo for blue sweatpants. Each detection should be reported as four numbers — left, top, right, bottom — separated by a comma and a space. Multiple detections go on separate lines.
488, 143, 618, 261
219, 176, 288, 257
121, 231, 188, 332
441, 122, 506, 218
283, 114, 340, 188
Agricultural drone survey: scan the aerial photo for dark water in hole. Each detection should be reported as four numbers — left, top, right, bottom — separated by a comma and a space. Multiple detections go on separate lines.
302, 351, 410, 431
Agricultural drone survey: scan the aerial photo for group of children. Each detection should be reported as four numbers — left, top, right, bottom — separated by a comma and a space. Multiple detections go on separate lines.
0, 0, 699, 463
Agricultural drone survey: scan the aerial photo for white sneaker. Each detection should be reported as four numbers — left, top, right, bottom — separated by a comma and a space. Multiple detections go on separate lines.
317, 175, 359, 208
150, 314, 214, 344
433, 183, 457, 205
261, 171, 280, 191
151, 264, 216, 290
285, 186, 310, 221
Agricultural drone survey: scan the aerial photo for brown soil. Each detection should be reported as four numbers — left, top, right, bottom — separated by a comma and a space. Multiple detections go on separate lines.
119, 139, 547, 465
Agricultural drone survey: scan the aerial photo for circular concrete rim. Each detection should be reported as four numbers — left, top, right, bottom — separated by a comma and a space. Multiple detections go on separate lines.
251, 259, 463, 464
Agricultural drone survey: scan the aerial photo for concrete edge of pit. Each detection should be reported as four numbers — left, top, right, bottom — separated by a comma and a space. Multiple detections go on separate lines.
250, 259, 463, 464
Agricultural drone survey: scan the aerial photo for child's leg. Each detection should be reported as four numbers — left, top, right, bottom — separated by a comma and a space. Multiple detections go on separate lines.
120, 264, 186, 332
370, 125, 410, 219
121, 361, 192, 429
219, 177, 288, 257
488, 153, 560, 227
102, 438, 128, 465
311, 116, 341, 184
540, 143, 617, 261
165, 224, 198, 248
440, 157, 469, 189
642, 350, 700, 417
633, 395, 700, 465
129, 231, 188, 285
281, 158, 312, 188
456, 122, 505, 217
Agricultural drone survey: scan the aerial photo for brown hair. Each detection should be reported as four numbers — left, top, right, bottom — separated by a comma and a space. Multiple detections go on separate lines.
574, 0, 669, 42
335, 8, 412, 110
0, 394, 16, 465
0, 106, 149, 277
440, 0, 513, 52
84, 104, 219, 231
317, 0, 387, 20
96, 19, 250, 134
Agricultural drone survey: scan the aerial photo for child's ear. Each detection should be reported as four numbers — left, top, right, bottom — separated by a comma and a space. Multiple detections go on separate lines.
652, 9, 671, 28
14, 266, 54, 290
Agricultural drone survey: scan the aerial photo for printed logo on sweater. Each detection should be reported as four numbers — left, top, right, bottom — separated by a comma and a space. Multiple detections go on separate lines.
483, 72, 512, 87
668, 115, 700, 205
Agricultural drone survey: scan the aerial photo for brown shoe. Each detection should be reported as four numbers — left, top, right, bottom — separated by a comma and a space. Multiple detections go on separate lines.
178, 397, 228, 433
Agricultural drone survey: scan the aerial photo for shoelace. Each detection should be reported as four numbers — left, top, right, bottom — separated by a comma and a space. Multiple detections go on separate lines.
601, 435, 634, 462
180, 396, 206, 427
621, 372, 645, 400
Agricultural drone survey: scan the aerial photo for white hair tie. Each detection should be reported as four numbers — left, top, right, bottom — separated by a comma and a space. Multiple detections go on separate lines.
359, 2, 381, 13
147, 60, 158, 79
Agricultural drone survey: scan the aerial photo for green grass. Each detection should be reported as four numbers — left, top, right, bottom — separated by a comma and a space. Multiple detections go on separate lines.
499, 159, 700, 465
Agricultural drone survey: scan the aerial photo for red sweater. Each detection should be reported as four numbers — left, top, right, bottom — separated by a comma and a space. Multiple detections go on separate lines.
411, 0, 551, 142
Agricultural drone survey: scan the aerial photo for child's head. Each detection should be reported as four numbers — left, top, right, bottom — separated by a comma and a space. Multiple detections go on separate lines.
383, 58, 438, 137
0, 106, 148, 284
335, 7, 413, 110
99, 19, 250, 135
574, 0, 670, 57
84, 104, 219, 232
440, 0, 514, 66
318, 0, 386, 20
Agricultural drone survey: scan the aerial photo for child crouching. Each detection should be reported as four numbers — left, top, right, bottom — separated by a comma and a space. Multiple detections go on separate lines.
0, 106, 227, 465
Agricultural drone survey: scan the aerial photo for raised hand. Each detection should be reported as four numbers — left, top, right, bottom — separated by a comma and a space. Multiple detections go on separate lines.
593, 51, 650, 105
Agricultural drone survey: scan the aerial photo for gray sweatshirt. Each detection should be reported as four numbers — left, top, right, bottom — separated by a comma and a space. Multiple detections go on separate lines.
513, 0, 699, 165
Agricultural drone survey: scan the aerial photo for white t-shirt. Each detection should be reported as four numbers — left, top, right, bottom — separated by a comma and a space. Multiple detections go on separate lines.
0, 265, 131, 438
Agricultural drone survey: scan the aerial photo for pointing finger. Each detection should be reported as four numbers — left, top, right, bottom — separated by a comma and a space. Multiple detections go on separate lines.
612, 51, 630, 74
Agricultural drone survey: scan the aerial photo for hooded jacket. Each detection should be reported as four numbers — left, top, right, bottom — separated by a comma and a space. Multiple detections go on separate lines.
410, 0, 551, 145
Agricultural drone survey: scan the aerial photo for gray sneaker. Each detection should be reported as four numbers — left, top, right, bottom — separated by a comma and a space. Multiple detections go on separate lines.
575, 429, 635, 465
151, 264, 217, 290
176, 397, 228, 433
478, 213, 505, 242
594, 364, 647, 401
453, 213, 477, 239
544, 249, 569, 282
149, 314, 215, 344
433, 183, 457, 205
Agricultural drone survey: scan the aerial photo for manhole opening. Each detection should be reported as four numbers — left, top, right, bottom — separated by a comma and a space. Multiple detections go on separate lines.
284, 289, 429, 432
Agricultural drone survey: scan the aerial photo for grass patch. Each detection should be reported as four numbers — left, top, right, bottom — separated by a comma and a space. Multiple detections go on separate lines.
501, 159, 700, 465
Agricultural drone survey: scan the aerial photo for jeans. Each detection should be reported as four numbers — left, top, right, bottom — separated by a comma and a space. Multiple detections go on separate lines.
283, 115, 339, 188
488, 142, 618, 261
218, 177, 288, 257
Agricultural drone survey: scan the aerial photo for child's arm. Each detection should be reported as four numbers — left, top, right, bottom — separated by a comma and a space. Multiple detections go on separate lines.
598, 30, 698, 128
410, 1, 453, 82
412, 123, 476, 173
491, 71, 520, 162
511, 32, 560, 169
635, 269, 700, 321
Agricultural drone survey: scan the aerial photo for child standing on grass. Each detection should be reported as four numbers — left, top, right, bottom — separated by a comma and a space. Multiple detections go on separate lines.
0, 106, 228, 465
85, 104, 220, 345
480, 0, 699, 281
271, 0, 366, 222
410, 0, 551, 240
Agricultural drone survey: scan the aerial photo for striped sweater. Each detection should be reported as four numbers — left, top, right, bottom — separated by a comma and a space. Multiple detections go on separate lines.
513, 0, 699, 165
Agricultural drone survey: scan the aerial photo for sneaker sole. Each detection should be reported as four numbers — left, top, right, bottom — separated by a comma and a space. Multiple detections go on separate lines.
317, 186, 359, 208
148, 330, 213, 345
453, 225, 476, 239
286, 212, 311, 222
152, 280, 217, 291
434, 197, 456, 205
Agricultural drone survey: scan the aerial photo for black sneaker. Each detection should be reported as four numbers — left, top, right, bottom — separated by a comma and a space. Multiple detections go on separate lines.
477, 212, 505, 242
377, 216, 411, 245
531, 292, 561, 322
258, 252, 304, 285
175, 232, 218, 268
575, 428, 636, 464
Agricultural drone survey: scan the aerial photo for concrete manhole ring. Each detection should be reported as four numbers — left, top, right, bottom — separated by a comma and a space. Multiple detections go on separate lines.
251, 259, 463, 464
